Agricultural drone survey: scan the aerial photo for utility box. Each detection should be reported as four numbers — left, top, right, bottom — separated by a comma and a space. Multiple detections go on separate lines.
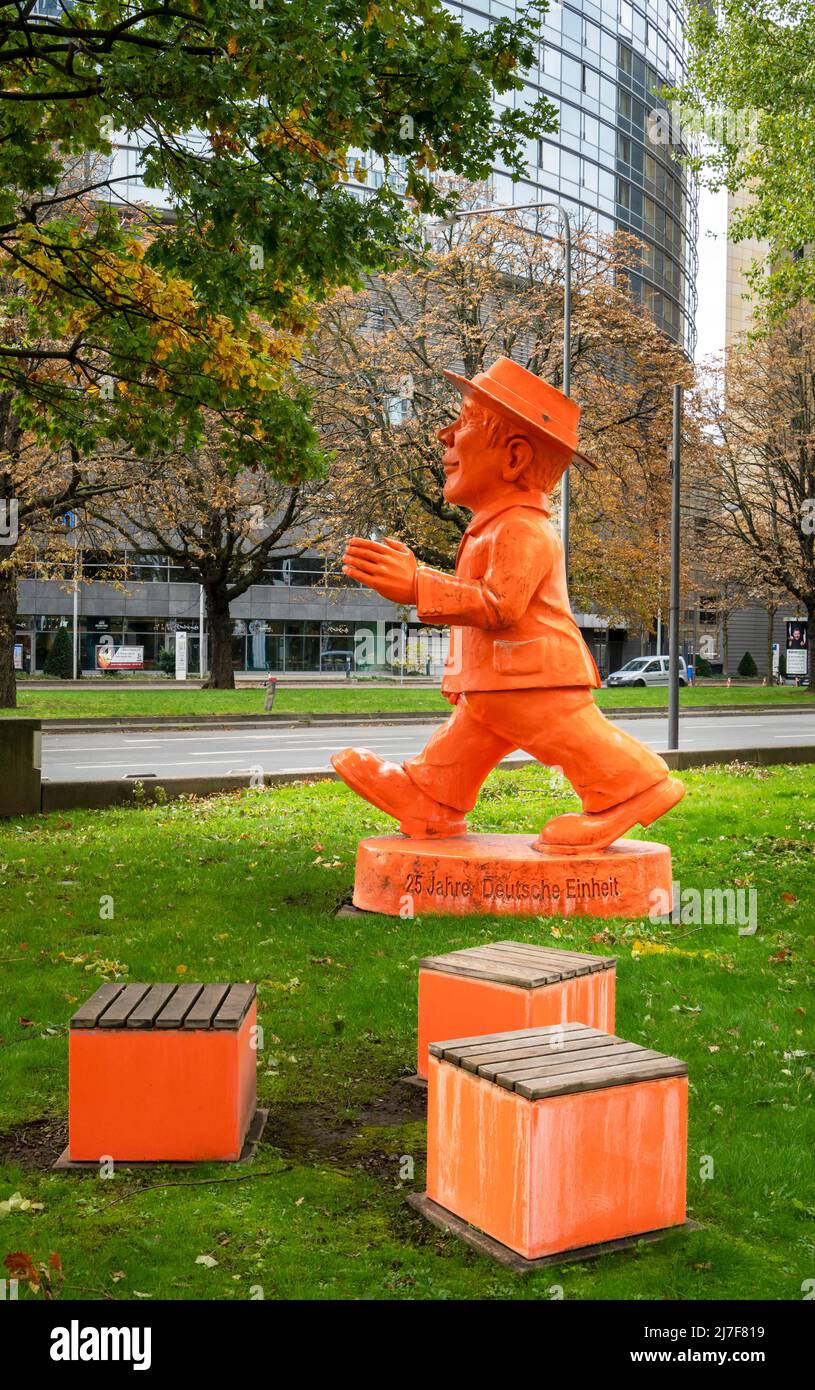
0, 717, 42, 817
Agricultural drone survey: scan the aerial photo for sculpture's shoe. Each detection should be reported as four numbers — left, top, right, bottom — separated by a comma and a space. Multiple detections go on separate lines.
536, 777, 685, 856
331, 747, 467, 838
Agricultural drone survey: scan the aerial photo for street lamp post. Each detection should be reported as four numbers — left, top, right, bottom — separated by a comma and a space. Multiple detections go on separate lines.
430, 199, 574, 568
72, 542, 79, 681
667, 383, 683, 751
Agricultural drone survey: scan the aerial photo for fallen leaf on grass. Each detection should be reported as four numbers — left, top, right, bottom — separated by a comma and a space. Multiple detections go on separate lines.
195, 1254, 218, 1268
632, 940, 721, 962
0, 1192, 32, 1217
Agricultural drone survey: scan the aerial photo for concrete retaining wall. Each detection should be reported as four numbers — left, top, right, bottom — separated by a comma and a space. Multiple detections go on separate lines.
0, 718, 42, 816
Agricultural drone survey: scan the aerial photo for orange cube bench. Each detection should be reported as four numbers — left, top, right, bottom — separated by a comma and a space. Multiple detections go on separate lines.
68, 982, 257, 1162
417, 940, 615, 1078
423, 1023, 688, 1262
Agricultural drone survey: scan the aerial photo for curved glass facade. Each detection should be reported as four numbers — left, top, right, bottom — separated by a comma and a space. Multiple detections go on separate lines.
449, 0, 698, 353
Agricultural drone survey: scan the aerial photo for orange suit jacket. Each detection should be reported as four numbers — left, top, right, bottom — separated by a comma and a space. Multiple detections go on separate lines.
415, 494, 601, 694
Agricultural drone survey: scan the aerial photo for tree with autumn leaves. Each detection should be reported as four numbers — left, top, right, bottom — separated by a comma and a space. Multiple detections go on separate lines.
302, 193, 694, 640
0, 0, 554, 700
689, 305, 815, 692
669, 2, 815, 685
90, 426, 328, 689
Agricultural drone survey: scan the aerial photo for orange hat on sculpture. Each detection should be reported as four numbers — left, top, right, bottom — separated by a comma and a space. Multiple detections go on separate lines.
443, 355, 597, 470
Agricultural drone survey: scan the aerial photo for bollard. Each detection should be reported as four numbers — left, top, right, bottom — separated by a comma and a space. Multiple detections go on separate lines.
264, 676, 278, 711
0, 717, 41, 817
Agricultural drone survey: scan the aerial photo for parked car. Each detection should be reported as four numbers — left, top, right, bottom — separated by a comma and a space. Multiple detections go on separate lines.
605, 656, 687, 688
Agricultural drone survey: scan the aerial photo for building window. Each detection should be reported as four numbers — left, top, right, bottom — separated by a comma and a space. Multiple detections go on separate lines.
539, 141, 559, 175
582, 112, 599, 146
543, 45, 561, 79
584, 19, 600, 52
386, 395, 413, 426
562, 6, 582, 42
561, 151, 580, 186
599, 168, 616, 200
560, 102, 581, 138
562, 54, 581, 90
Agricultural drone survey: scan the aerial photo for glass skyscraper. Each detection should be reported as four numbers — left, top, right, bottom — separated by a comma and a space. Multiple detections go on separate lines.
448, 0, 698, 353
16, 0, 699, 673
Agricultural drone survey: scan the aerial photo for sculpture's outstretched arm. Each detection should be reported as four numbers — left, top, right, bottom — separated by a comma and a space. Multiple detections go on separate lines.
342, 536, 418, 604
415, 515, 551, 631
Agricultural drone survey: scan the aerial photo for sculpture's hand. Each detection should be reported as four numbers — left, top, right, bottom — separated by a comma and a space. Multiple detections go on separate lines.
342, 536, 418, 603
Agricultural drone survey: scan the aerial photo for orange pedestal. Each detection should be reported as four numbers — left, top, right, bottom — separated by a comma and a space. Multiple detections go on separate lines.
417, 940, 615, 1078
353, 833, 671, 919
68, 982, 257, 1162
425, 1024, 688, 1260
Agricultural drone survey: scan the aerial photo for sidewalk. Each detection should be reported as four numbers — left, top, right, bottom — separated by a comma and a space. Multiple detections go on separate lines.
17, 676, 440, 690
35, 702, 815, 735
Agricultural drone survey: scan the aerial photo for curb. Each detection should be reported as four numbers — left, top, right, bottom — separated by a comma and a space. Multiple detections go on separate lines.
39, 744, 815, 813
37, 701, 815, 735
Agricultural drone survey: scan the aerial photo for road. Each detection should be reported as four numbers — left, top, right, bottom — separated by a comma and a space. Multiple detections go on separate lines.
41, 711, 815, 782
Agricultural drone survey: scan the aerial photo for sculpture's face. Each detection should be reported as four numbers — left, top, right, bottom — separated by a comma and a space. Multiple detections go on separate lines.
437, 399, 508, 508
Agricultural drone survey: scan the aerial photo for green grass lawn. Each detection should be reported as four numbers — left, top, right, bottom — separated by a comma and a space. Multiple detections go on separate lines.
0, 763, 813, 1301
5, 682, 813, 720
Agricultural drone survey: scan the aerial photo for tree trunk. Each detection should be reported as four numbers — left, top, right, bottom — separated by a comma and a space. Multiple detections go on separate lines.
808, 601, 815, 694
0, 558, 18, 708
722, 613, 729, 677
766, 605, 776, 684
203, 585, 235, 690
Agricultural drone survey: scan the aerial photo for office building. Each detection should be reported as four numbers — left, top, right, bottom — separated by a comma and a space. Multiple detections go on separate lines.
16, 1, 700, 675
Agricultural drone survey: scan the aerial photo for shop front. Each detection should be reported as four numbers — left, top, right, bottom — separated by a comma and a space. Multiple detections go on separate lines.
18, 616, 201, 675
238, 620, 370, 674
16, 613, 451, 676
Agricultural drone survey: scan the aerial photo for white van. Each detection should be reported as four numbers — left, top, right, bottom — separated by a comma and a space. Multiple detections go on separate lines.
605, 656, 688, 688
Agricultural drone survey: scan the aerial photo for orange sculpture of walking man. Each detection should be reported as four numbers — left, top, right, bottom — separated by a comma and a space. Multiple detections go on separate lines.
332, 357, 683, 859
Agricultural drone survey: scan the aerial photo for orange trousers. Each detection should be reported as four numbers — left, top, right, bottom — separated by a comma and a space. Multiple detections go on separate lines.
404, 688, 669, 815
